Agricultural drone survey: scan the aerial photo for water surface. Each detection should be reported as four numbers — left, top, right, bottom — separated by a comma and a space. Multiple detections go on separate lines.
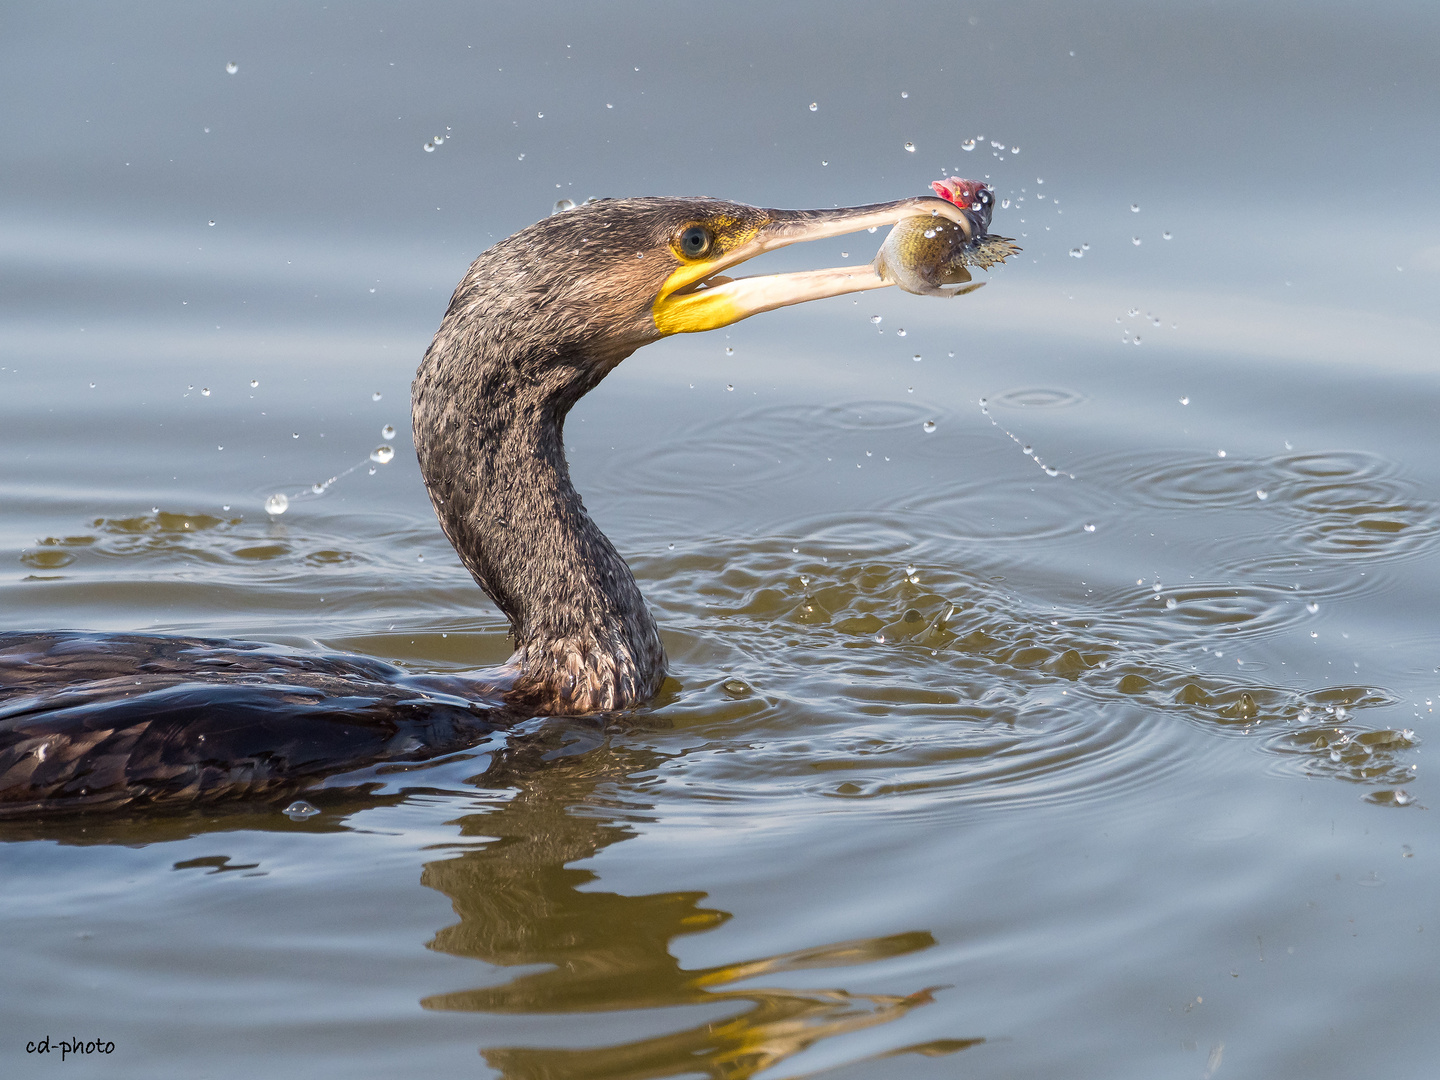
2, 2, 1438, 1077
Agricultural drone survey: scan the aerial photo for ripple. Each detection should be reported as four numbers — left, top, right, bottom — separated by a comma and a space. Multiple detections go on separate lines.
608, 435, 797, 494
633, 536, 1414, 814
989, 386, 1087, 409
1102, 448, 1440, 561
800, 399, 938, 431
1108, 450, 1284, 510
601, 399, 948, 511
1123, 580, 1315, 638
874, 474, 1099, 542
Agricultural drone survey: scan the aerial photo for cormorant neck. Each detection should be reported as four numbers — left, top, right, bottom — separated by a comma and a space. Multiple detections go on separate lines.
412, 338, 666, 714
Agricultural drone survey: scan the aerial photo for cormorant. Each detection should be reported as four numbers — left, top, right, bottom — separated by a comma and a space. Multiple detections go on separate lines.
0, 189, 1010, 814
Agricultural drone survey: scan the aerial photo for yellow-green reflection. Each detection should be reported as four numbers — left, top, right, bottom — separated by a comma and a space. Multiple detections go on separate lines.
419, 727, 981, 1078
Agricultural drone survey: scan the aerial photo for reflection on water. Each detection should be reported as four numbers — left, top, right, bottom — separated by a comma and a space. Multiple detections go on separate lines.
417, 729, 979, 1078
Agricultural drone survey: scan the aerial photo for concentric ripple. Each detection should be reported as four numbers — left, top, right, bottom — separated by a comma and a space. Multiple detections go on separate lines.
602, 399, 939, 500
1105, 447, 1440, 563
630, 534, 1418, 815
989, 386, 1088, 410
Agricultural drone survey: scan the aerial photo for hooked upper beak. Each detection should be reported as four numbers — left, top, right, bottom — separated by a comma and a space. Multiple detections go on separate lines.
651, 197, 981, 337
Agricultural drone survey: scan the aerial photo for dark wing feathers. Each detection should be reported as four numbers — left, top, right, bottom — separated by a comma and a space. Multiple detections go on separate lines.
0, 632, 504, 815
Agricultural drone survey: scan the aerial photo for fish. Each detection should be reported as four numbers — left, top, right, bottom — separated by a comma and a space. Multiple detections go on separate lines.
873, 177, 1021, 297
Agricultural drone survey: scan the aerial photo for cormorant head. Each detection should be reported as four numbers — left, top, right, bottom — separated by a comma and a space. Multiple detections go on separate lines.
455, 193, 991, 371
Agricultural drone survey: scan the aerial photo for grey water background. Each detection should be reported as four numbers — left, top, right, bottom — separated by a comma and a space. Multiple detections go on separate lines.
2, 2, 1439, 1077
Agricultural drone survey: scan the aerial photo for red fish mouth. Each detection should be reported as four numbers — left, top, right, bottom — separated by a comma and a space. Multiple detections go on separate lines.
931, 177, 995, 231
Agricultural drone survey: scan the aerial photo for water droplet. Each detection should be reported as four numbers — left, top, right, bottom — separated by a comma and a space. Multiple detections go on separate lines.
432, 134, 444, 145
264, 493, 289, 515
1132, 236, 1142, 246
922, 420, 936, 433
553, 198, 575, 214
208, 219, 216, 227
283, 800, 320, 820
89, 382, 95, 389
1001, 197, 1010, 208
870, 315, 882, 325
249, 379, 259, 388
912, 354, 922, 362
725, 346, 734, 356
1010, 146, 1020, 154
1306, 601, 1320, 614
517, 153, 524, 160
370, 445, 395, 464
1256, 489, 1268, 500
311, 482, 326, 494
1395, 789, 1413, 805
1131, 203, 1140, 213
201, 387, 211, 396
1180, 396, 1189, 405
225, 61, 239, 75
1330, 749, 1342, 763
372, 391, 382, 401
809, 102, 818, 111
1217, 449, 1227, 458
1022, 444, 1033, 455
381, 424, 396, 439
725, 383, 734, 392
896, 328, 906, 337
536, 112, 543, 119
424, 142, 435, 152
962, 139, 976, 151
1083, 523, 1096, 533
722, 678, 751, 697
1163, 231, 1173, 240
1165, 597, 1178, 609
900, 91, 909, 99
903, 141, 915, 153
1070, 247, 1084, 258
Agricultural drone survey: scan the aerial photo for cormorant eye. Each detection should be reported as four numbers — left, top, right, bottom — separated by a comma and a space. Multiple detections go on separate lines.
677, 225, 713, 259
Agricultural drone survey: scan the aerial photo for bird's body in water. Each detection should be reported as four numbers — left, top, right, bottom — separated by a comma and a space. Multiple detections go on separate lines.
0, 188, 1016, 815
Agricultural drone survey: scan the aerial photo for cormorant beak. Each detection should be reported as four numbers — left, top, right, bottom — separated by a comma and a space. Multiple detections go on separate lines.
652, 196, 979, 337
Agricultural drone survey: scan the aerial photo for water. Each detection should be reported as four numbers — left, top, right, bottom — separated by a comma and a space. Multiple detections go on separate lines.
3, 1, 1439, 1077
